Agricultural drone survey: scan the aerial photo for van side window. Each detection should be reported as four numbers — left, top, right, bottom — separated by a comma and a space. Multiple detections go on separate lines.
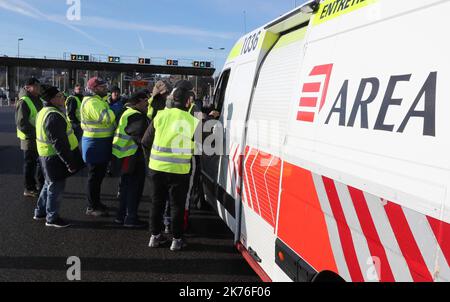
213, 69, 231, 114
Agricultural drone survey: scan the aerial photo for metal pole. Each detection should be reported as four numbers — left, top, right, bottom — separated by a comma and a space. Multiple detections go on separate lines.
17, 39, 22, 92
63, 72, 66, 92
195, 76, 198, 96
120, 72, 124, 91
5, 66, 9, 106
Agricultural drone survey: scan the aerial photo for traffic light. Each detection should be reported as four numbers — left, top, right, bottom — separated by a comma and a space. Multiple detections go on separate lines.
193, 61, 200, 67
139, 58, 151, 65
71, 54, 89, 61
108, 56, 120, 63
166, 59, 178, 66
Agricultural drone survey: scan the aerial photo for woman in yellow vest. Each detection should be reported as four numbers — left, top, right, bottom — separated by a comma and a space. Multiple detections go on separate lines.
142, 80, 200, 251
33, 86, 84, 228
111, 91, 150, 228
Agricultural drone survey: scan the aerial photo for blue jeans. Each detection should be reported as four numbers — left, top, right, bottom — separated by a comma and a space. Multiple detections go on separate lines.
117, 163, 145, 225
34, 179, 66, 223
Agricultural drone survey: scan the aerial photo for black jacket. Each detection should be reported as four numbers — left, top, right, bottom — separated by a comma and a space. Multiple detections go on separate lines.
39, 104, 84, 182
148, 94, 167, 121
66, 94, 84, 126
15, 93, 43, 150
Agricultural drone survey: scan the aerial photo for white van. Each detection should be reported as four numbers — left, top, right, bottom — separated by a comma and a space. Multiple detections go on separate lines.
201, 0, 450, 282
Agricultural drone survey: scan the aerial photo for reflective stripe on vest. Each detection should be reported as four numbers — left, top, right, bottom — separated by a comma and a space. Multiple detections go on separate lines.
149, 108, 199, 175
65, 95, 82, 123
112, 107, 141, 159
80, 95, 116, 138
152, 145, 193, 154
188, 103, 195, 115
16, 96, 40, 140
36, 107, 79, 157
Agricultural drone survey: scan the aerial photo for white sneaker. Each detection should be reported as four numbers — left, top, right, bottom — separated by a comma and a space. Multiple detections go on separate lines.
170, 238, 186, 251
148, 234, 167, 248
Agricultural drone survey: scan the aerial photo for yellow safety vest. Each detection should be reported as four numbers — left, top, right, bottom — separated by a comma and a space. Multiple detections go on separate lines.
149, 108, 199, 175
80, 95, 116, 138
36, 107, 78, 157
65, 95, 82, 123
16, 96, 41, 140
112, 107, 141, 159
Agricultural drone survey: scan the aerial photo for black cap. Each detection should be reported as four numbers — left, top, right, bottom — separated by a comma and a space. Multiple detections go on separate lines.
127, 90, 148, 105
111, 85, 121, 93
174, 80, 193, 91
25, 77, 40, 86
41, 85, 60, 102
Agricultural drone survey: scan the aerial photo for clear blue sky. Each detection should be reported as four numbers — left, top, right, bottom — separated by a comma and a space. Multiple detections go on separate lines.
0, 0, 306, 71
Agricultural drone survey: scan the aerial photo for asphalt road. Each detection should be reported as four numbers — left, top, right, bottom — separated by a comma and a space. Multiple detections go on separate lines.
0, 106, 259, 282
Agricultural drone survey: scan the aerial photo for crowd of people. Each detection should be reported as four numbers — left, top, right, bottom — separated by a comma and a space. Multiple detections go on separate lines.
14, 76, 219, 251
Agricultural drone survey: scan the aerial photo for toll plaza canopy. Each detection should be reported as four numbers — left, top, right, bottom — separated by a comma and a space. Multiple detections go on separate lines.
0, 56, 215, 76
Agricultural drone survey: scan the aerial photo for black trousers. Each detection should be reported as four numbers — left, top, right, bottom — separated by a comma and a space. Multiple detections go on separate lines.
86, 163, 108, 209
148, 170, 190, 239
23, 149, 44, 191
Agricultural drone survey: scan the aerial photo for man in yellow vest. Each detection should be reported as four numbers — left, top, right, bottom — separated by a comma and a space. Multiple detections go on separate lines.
112, 90, 150, 228
15, 77, 45, 197
81, 77, 116, 217
65, 83, 84, 141
144, 80, 200, 251
33, 85, 83, 228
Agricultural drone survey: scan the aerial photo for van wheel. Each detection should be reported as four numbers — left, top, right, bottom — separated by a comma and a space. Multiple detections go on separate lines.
311, 271, 346, 283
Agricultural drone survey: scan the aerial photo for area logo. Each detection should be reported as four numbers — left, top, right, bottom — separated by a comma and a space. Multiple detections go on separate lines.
297, 64, 437, 137
297, 64, 334, 123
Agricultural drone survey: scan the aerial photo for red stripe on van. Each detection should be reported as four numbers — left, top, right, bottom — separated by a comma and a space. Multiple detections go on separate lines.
322, 177, 364, 282
384, 202, 433, 282
297, 111, 315, 122
299, 97, 318, 107
348, 187, 395, 281
302, 82, 321, 93
243, 147, 252, 209
427, 216, 450, 266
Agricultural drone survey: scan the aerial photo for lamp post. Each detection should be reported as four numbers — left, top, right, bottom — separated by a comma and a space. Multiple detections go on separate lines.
207, 47, 225, 90
17, 38, 23, 93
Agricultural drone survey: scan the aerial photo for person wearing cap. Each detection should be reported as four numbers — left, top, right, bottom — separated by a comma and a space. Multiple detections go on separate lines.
15, 77, 45, 198
144, 80, 200, 251
81, 77, 116, 217
65, 83, 84, 141
33, 85, 84, 228
108, 86, 125, 120
111, 90, 150, 228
